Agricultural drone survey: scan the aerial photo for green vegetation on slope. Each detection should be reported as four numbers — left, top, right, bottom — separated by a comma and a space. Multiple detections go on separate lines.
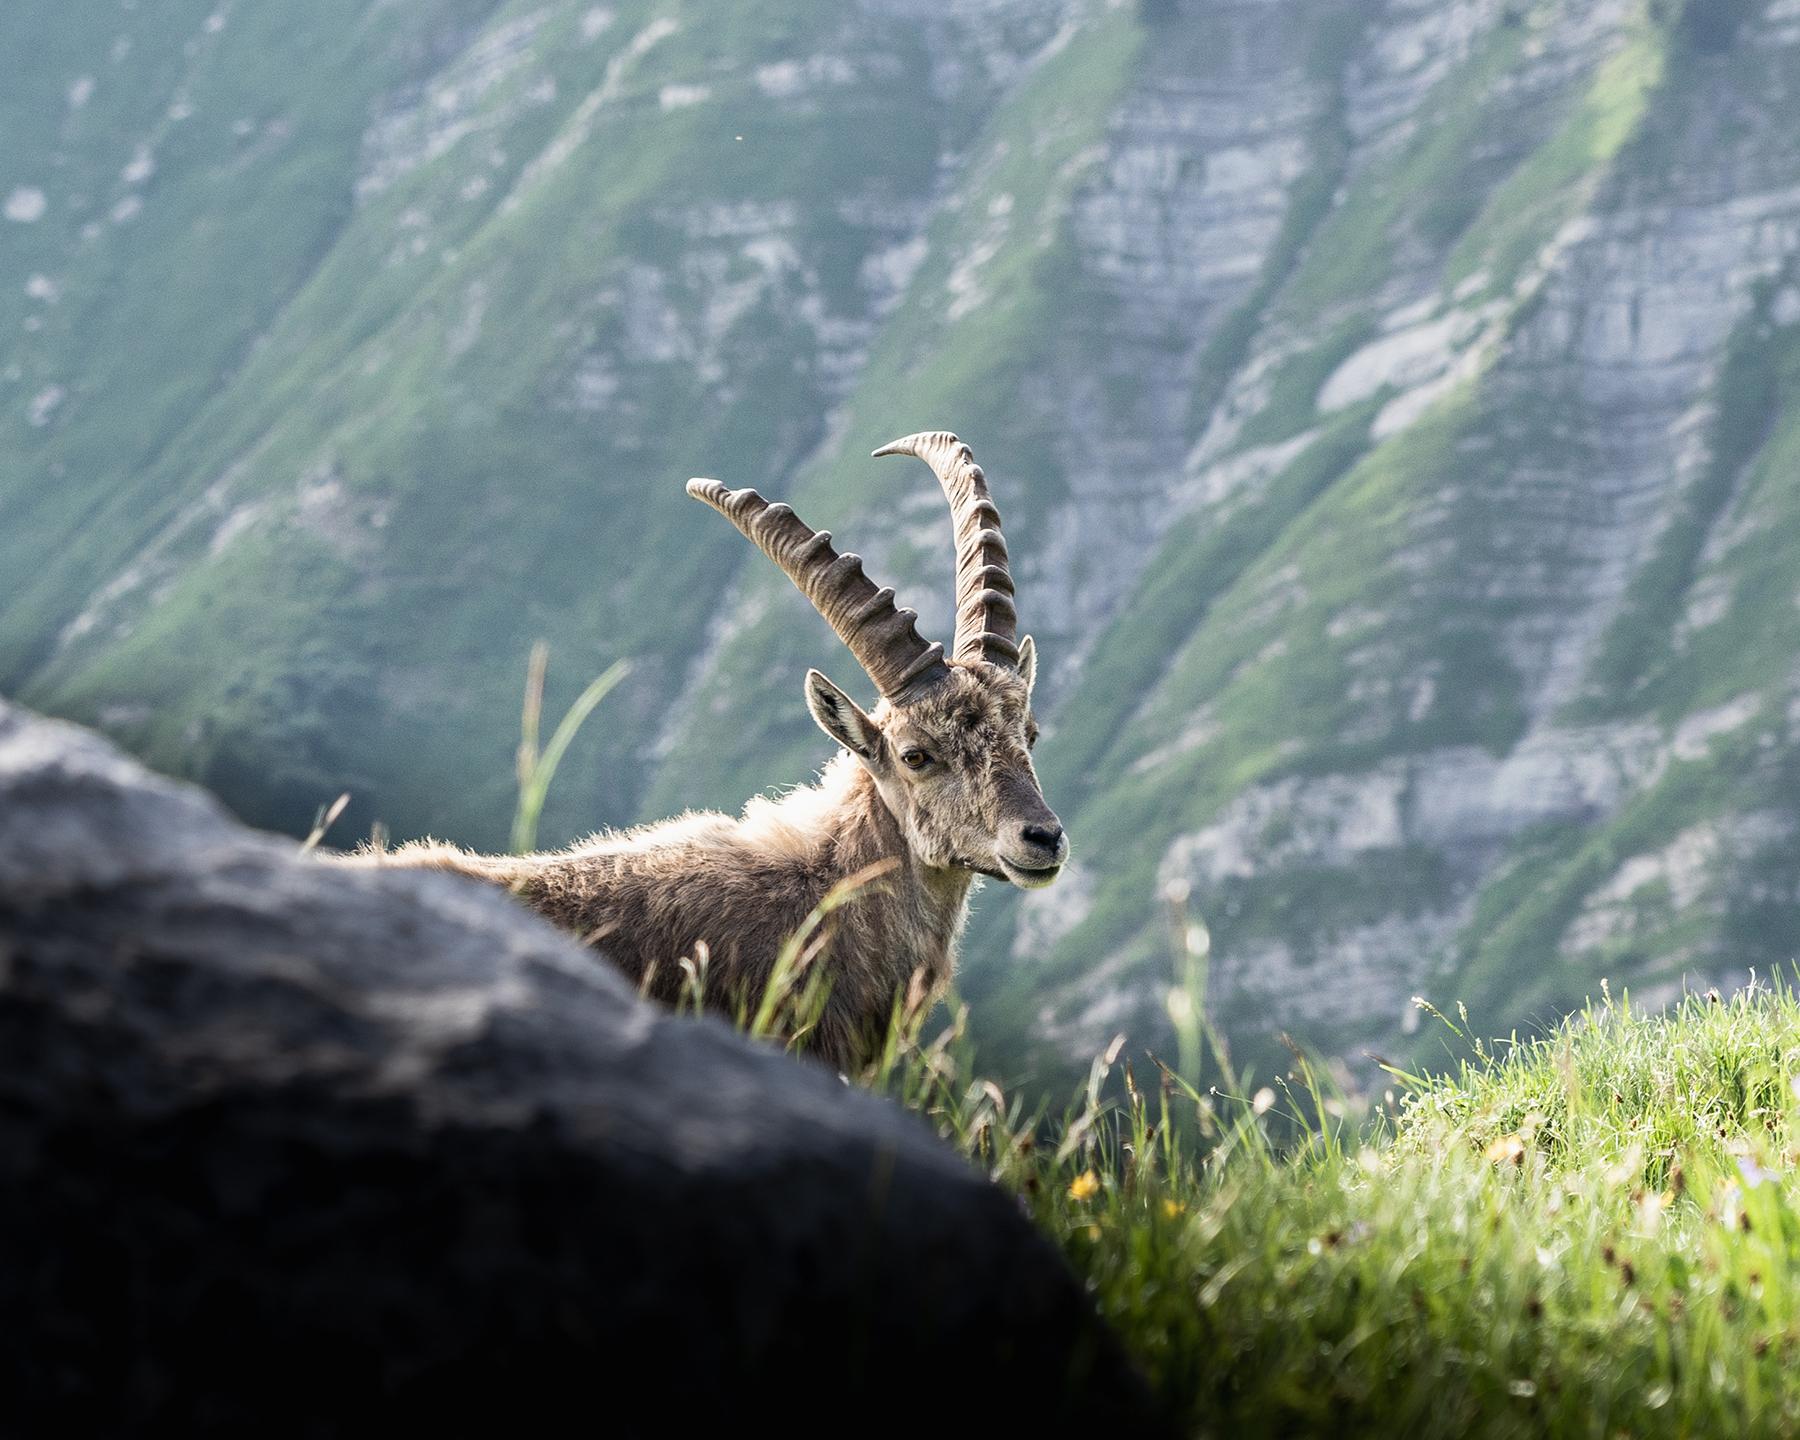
882, 979, 1800, 1436
2, 0, 969, 849
10, 0, 1800, 1106
959, 0, 1800, 1093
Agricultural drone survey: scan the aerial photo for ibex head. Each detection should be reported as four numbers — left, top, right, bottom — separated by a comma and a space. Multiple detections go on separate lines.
688, 432, 1068, 888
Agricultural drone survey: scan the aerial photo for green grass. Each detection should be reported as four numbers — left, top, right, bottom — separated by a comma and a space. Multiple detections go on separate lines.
1446, 5, 1666, 294
856, 975, 1800, 1436
1275, 18, 1529, 320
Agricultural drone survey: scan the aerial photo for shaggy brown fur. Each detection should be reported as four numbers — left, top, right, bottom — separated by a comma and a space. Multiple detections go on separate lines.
343, 660, 1064, 1072
332, 432, 1066, 1071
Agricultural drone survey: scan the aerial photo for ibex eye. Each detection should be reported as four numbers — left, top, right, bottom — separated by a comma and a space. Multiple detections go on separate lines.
901, 748, 931, 770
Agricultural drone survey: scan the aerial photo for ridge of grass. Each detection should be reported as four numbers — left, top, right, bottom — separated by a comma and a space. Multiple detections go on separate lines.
871, 976, 1800, 1437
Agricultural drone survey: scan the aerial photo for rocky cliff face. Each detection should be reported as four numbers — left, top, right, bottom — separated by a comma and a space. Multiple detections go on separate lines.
6, 0, 1800, 1087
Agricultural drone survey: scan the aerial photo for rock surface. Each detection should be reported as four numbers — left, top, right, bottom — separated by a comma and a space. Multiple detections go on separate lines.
0, 700, 1156, 1434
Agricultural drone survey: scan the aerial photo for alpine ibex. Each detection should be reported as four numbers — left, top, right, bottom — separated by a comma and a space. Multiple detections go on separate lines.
350, 433, 1067, 1069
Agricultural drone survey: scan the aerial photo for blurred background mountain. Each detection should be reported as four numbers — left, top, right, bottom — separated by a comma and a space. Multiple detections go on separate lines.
6, 0, 1800, 1089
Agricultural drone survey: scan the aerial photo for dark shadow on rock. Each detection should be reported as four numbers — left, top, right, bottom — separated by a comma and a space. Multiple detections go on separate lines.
0, 700, 1166, 1436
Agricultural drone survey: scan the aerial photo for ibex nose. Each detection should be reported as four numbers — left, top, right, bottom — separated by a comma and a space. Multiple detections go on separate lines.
1021, 823, 1065, 859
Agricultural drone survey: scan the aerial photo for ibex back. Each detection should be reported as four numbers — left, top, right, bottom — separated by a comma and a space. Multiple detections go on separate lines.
333, 433, 1067, 1071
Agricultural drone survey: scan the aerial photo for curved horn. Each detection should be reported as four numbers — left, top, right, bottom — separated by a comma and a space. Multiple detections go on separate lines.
687, 479, 949, 700
872, 431, 1018, 668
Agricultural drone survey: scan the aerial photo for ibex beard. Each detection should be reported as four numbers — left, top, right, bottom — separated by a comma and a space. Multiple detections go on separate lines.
330, 432, 1067, 1072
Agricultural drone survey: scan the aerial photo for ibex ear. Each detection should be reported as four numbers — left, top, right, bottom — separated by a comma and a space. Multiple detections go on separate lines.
1017, 634, 1038, 698
805, 670, 880, 761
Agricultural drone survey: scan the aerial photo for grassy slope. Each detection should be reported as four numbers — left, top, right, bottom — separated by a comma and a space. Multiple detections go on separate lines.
891, 981, 1800, 1436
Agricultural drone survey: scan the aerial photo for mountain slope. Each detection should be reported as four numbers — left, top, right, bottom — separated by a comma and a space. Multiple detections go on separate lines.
6, 0, 1800, 1087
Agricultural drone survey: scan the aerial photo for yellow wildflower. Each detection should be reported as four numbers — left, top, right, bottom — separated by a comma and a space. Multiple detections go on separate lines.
1485, 1133, 1526, 1165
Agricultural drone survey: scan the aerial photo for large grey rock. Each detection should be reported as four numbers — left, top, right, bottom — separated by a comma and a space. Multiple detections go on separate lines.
0, 700, 1159, 1435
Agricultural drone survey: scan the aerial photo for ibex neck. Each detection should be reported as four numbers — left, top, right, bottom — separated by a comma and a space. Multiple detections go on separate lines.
824, 752, 979, 957
827, 759, 969, 891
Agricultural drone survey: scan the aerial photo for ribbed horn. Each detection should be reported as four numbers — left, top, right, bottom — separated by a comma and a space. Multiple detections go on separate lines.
687, 478, 948, 700
872, 431, 1019, 667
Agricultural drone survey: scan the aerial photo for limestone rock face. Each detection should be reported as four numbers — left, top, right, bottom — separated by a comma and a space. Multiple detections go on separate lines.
0, 701, 1155, 1434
